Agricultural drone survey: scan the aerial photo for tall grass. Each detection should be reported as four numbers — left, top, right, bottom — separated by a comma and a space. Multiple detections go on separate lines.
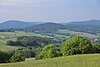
0, 54, 100, 67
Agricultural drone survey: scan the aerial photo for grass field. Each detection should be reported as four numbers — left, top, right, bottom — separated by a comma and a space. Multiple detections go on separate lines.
0, 54, 100, 67
0, 31, 52, 39
0, 38, 21, 51
58, 29, 96, 38
0, 31, 51, 51
0, 30, 98, 51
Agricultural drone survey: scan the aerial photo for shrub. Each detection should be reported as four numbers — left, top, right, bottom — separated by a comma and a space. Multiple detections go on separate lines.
61, 36, 92, 56
0, 51, 11, 63
10, 53, 25, 62
35, 44, 57, 60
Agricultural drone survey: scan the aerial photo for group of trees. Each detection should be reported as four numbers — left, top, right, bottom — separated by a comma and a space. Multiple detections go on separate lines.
0, 29, 15, 32
1, 36, 100, 63
7, 36, 60, 47
0, 50, 25, 63
0, 51, 11, 63
0, 47, 37, 63
36, 36, 100, 60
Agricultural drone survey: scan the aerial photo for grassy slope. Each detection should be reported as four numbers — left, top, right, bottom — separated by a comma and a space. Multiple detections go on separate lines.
0, 54, 100, 67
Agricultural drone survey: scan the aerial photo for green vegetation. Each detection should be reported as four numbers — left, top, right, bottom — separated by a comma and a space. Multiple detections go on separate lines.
0, 50, 25, 63
7, 36, 60, 47
10, 53, 25, 63
24, 22, 66, 33
0, 39, 20, 51
0, 47, 37, 63
58, 29, 96, 38
0, 54, 100, 67
65, 20, 100, 35
61, 36, 92, 56
0, 31, 52, 51
0, 36, 100, 63
0, 20, 100, 66
0, 51, 11, 63
36, 44, 57, 60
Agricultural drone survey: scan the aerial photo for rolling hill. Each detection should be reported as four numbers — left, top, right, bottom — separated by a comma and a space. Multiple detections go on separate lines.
0, 20, 43, 29
65, 20, 100, 34
0, 20, 100, 35
24, 22, 67, 33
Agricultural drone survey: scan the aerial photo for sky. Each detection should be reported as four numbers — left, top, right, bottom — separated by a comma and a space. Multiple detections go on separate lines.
0, 0, 100, 23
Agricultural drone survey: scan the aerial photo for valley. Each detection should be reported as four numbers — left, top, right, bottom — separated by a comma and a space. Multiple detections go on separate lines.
0, 20, 100, 67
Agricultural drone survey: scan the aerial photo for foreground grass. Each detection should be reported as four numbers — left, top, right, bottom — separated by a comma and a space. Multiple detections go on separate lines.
0, 54, 100, 67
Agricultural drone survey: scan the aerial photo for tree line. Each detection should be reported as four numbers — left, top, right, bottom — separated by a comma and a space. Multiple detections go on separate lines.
7, 36, 61, 47
0, 36, 100, 63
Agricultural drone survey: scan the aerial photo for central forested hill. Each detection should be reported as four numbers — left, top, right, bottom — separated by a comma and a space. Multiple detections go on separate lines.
24, 22, 67, 33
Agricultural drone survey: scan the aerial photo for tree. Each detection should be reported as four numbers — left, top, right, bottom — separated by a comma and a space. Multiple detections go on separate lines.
10, 53, 25, 62
0, 51, 11, 63
92, 43, 100, 53
61, 36, 92, 56
35, 44, 57, 60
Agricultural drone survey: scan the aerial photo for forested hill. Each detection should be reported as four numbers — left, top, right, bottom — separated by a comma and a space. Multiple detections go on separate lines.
0, 20, 100, 35
65, 20, 100, 34
0, 20, 43, 29
24, 22, 67, 33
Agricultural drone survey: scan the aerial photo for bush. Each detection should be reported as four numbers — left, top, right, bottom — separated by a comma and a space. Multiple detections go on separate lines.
92, 43, 100, 53
61, 36, 92, 56
0, 51, 11, 63
10, 53, 25, 62
35, 44, 57, 60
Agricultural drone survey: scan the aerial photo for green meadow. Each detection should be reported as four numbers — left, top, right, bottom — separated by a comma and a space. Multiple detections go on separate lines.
0, 31, 51, 51
0, 54, 100, 67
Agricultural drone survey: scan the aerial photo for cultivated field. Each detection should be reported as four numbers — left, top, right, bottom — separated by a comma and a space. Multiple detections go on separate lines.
0, 30, 97, 51
0, 54, 100, 67
0, 31, 51, 51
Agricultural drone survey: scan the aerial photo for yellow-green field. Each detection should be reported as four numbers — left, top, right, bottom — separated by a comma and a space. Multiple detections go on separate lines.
0, 54, 100, 67
0, 31, 51, 51
58, 29, 96, 38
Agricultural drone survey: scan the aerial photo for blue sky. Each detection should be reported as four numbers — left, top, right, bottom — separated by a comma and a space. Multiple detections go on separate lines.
0, 0, 100, 23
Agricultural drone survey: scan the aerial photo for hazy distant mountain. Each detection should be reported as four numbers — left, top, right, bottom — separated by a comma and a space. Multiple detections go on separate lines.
0, 20, 100, 34
66, 20, 100, 26
0, 20, 43, 29
24, 20, 100, 34
24, 22, 66, 33
65, 20, 100, 34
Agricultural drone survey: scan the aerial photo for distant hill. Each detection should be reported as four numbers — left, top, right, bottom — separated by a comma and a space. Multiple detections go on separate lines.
64, 20, 100, 34
24, 22, 67, 33
0, 20, 43, 29
24, 20, 100, 34
0, 20, 100, 35
66, 20, 100, 26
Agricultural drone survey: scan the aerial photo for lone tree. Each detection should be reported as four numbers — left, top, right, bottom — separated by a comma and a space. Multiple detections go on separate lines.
35, 44, 57, 60
61, 36, 92, 56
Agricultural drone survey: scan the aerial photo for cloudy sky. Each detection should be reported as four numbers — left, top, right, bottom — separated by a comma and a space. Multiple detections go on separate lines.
0, 0, 100, 22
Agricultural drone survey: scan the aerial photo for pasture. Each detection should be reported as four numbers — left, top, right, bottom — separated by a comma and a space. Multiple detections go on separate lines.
0, 54, 100, 67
